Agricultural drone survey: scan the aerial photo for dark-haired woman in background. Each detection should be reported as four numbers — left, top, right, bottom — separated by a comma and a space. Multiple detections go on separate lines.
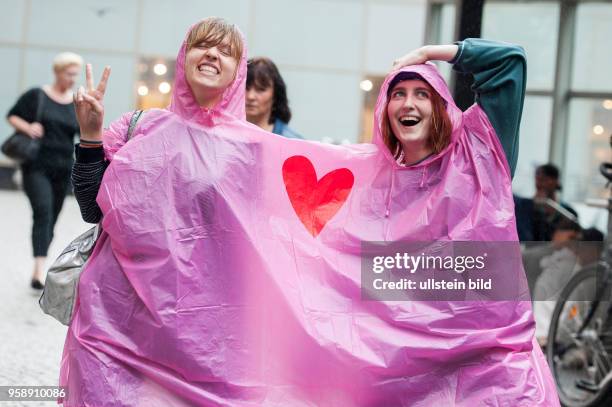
246, 57, 303, 139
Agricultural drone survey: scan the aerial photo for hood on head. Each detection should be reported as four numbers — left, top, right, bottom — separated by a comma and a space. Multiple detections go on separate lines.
372, 63, 463, 165
169, 18, 248, 124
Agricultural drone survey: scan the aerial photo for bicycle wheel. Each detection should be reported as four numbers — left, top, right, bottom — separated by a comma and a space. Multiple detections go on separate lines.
547, 265, 612, 407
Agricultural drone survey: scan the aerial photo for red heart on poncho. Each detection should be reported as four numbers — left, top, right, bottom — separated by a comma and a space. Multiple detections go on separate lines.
282, 155, 354, 237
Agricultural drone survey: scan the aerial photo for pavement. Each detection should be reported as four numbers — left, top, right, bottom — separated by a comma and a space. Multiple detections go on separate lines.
0, 190, 90, 407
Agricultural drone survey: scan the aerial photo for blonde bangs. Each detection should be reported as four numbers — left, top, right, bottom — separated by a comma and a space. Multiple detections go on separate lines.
186, 17, 243, 60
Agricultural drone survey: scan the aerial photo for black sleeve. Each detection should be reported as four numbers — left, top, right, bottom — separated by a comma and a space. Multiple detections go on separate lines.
7, 88, 41, 122
72, 145, 107, 224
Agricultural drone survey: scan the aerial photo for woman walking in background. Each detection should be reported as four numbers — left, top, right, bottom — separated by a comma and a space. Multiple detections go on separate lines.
6, 52, 82, 289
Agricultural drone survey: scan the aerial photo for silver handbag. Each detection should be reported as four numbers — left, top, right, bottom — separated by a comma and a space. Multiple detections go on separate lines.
39, 225, 100, 324
39, 110, 143, 325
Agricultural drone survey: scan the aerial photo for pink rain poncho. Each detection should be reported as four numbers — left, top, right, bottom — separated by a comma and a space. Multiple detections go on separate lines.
59, 22, 559, 406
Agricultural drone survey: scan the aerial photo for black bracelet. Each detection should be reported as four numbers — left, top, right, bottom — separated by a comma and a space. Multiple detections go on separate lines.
79, 138, 103, 145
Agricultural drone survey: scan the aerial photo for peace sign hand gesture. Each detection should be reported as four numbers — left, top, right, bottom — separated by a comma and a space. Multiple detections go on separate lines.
74, 64, 111, 141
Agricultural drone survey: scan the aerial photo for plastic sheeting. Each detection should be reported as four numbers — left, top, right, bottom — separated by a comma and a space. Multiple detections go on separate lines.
59, 21, 559, 406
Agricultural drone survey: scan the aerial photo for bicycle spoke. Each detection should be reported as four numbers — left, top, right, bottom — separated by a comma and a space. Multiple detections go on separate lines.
592, 351, 607, 382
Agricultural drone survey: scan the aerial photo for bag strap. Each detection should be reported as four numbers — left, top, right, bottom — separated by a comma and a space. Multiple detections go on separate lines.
126, 109, 144, 142
86, 110, 143, 231
34, 88, 45, 122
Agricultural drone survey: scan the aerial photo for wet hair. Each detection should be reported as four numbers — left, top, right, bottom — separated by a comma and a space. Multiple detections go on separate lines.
52, 52, 83, 71
246, 57, 291, 124
186, 17, 243, 61
382, 72, 453, 161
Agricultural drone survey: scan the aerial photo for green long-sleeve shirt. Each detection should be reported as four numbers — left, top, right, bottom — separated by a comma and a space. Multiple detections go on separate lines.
450, 38, 527, 178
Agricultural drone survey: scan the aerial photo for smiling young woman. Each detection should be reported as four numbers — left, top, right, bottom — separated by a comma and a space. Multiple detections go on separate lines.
184, 18, 243, 108
383, 72, 452, 165
366, 39, 561, 405
383, 41, 524, 176
60, 18, 251, 404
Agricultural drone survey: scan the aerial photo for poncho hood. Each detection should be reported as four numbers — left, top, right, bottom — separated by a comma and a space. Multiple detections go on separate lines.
169, 19, 248, 125
373, 63, 463, 168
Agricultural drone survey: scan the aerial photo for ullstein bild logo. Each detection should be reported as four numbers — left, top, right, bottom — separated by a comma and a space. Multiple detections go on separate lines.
373, 277, 492, 291
361, 241, 531, 301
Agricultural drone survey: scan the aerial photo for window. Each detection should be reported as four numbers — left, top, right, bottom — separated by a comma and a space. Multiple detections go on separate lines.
563, 2, 612, 202
135, 57, 175, 110
512, 96, 554, 197
572, 3, 612, 92
482, 2, 559, 91
564, 99, 612, 202
426, 0, 612, 208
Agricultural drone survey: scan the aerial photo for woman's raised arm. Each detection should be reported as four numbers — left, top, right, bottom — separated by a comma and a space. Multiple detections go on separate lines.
392, 44, 459, 69
447, 39, 526, 178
